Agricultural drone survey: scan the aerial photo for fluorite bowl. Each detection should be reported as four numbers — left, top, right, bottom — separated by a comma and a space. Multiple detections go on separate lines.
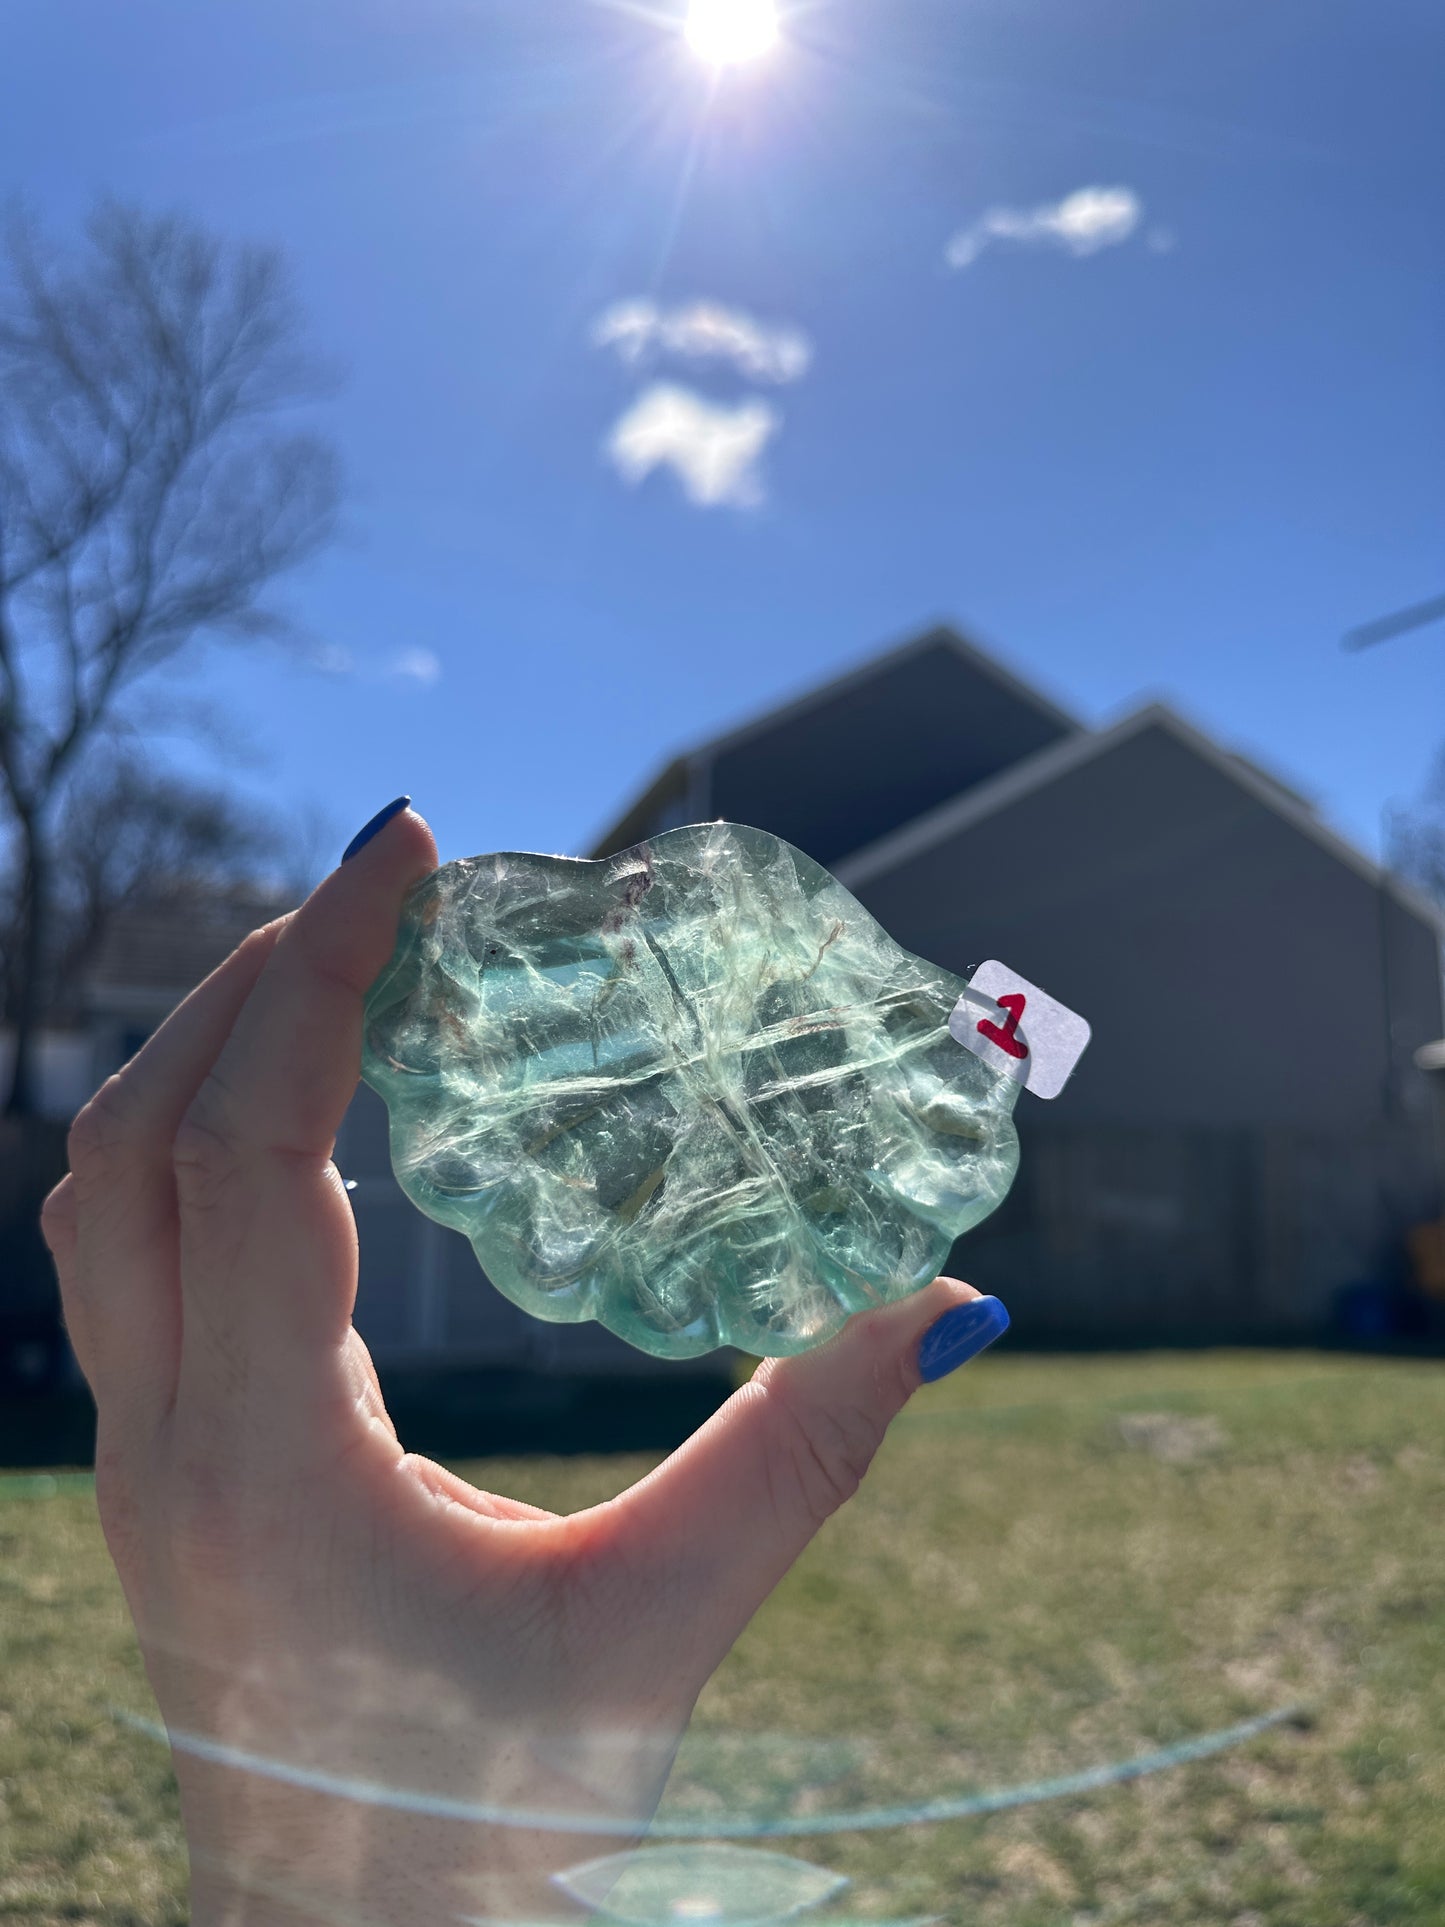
362, 823, 1021, 1359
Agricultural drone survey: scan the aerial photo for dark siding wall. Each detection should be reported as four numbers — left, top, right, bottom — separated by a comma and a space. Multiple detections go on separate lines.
707, 637, 1073, 868
1382, 891, 1445, 1121
947, 1119, 1438, 1342
850, 724, 1444, 1132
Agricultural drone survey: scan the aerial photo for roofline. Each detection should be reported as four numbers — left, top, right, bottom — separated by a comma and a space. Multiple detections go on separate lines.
834, 700, 1445, 935
695, 620, 1082, 765
585, 754, 691, 860
583, 620, 1080, 858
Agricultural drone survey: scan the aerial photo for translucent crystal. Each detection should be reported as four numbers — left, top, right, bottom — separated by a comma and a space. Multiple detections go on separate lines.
361, 824, 1020, 1359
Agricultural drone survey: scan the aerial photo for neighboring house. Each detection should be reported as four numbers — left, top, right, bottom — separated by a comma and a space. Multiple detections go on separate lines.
20, 623, 1442, 1364
83, 889, 297, 1090
591, 625, 1445, 1340
1, 890, 294, 1387
1, 891, 296, 1127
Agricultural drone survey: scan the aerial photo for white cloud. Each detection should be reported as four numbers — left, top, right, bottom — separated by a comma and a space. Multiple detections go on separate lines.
604, 383, 779, 509
592, 298, 811, 385
946, 186, 1144, 270
387, 646, 442, 686
294, 639, 440, 686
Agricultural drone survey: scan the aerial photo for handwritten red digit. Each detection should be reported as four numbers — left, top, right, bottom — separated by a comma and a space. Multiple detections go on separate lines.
977, 992, 1029, 1060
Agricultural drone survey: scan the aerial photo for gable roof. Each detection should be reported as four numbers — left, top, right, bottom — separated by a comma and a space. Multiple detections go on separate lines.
589, 623, 1079, 862
834, 700, 1445, 933
700, 621, 1078, 763
587, 756, 693, 862
84, 888, 297, 1012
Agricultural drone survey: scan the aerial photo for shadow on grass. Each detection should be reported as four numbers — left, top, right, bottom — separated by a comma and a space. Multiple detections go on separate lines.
381, 1364, 733, 1461
0, 1367, 733, 1471
7, 1331, 1440, 1473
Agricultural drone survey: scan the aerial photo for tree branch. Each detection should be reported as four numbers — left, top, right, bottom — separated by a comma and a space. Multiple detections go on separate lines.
0, 200, 340, 1112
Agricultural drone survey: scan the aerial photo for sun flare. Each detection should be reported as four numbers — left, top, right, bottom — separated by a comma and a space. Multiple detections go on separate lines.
685, 0, 779, 66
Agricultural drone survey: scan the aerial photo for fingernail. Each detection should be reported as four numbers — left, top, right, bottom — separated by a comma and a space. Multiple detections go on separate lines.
341, 796, 411, 864
917, 1296, 1010, 1383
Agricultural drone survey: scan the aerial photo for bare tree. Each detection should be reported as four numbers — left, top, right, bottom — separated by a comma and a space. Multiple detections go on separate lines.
0, 202, 338, 1112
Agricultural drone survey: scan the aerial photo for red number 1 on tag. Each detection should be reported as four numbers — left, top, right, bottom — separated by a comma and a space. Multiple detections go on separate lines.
977, 992, 1029, 1061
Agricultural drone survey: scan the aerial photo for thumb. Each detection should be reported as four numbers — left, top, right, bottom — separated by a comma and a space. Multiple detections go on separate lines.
605, 1280, 1009, 1672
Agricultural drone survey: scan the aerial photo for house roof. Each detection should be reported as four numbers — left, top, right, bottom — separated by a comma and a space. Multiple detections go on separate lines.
587, 756, 693, 862
833, 700, 1445, 933
84, 888, 296, 1012
588, 622, 1079, 862
585, 625, 1443, 934
697, 621, 1079, 764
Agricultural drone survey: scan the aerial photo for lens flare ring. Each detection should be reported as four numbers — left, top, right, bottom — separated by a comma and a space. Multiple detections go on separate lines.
113, 1705, 1304, 1839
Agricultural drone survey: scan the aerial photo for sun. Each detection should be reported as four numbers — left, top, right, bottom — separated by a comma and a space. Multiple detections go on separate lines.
684, 0, 779, 66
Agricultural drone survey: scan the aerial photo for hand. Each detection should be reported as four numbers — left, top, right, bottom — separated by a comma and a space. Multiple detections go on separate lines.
42, 805, 1003, 1925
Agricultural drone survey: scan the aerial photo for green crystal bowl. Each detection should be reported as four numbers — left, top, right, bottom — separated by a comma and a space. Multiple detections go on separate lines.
361, 823, 1021, 1359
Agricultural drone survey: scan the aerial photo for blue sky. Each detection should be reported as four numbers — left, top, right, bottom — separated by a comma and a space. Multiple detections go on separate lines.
3, 0, 1442, 870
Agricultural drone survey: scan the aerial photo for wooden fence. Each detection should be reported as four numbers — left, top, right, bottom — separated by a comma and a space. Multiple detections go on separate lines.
956, 1119, 1443, 1342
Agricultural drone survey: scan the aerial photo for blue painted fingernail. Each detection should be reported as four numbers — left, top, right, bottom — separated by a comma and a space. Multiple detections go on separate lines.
341, 796, 411, 864
917, 1296, 1010, 1382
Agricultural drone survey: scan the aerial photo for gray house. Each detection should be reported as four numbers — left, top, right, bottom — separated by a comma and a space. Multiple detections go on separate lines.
44, 624, 1444, 1363
589, 625, 1445, 1341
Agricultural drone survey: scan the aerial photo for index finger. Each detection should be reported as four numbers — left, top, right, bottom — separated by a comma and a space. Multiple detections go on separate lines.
172, 803, 436, 1378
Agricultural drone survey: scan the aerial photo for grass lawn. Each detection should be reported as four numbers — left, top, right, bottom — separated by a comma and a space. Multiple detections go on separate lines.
2, 1350, 1443, 1925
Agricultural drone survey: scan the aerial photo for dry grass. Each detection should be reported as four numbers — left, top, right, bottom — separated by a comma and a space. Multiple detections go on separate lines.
2, 1351, 1443, 1924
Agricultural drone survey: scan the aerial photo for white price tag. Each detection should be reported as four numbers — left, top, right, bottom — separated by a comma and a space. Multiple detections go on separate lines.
948, 960, 1091, 1101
